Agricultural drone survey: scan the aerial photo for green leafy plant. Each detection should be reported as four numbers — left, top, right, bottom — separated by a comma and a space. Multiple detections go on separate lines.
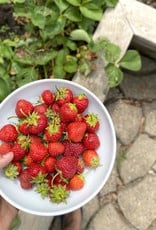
0, 0, 141, 101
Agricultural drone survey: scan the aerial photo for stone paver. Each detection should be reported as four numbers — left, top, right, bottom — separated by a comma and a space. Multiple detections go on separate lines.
118, 174, 156, 230
119, 134, 156, 184
107, 99, 142, 145
87, 203, 136, 230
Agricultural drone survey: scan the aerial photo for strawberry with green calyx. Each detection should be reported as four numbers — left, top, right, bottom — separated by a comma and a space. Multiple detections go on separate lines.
26, 112, 48, 135
41, 89, 54, 105
19, 169, 32, 189
69, 174, 85, 190
0, 142, 12, 155
63, 141, 84, 158
28, 163, 47, 181
59, 102, 78, 123
45, 109, 60, 124
72, 93, 89, 113
16, 134, 30, 150
67, 121, 87, 143
0, 124, 18, 142
50, 184, 70, 203
83, 133, 100, 150
55, 87, 73, 106
13, 161, 22, 175
44, 122, 63, 142
82, 149, 100, 168
55, 156, 78, 179
29, 142, 48, 162
15, 99, 34, 118
4, 163, 20, 180
35, 183, 50, 199
48, 142, 65, 157
31, 172, 48, 185
84, 113, 100, 133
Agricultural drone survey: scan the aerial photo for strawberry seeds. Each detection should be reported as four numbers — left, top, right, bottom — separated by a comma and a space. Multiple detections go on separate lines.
0, 87, 101, 203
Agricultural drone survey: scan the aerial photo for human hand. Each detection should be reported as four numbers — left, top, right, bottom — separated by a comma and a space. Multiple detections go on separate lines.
0, 152, 18, 230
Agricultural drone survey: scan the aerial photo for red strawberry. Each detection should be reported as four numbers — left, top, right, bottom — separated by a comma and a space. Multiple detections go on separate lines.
0, 124, 18, 142
45, 123, 62, 142
27, 112, 48, 135
84, 113, 100, 133
48, 142, 65, 157
67, 121, 87, 143
73, 94, 89, 113
41, 90, 54, 105
63, 141, 84, 157
69, 174, 85, 190
55, 156, 78, 179
15, 99, 34, 118
82, 149, 100, 168
19, 169, 32, 189
83, 133, 100, 149
59, 102, 78, 123
29, 135, 42, 144
18, 121, 29, 135
23, 153, 34, 167
28, 163, 47, 178
0, 142, 12, 155
44, 156, 56, 173
55, 88, 73, 106
12, 143, 27, 161
51, 102, 60, 113
29, 142, 47, 162
34, 103, 48, 114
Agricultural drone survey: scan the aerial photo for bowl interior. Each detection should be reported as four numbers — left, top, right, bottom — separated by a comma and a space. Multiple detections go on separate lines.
0, 79, 116, 216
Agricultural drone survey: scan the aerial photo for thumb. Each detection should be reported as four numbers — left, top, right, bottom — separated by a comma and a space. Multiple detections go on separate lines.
0, 152, 14, 169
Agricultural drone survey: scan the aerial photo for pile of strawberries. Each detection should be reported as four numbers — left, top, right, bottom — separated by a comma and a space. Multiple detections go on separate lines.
0, 87, 101, 203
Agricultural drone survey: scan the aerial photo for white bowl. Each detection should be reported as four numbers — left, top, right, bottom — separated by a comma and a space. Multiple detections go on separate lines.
0, 79, 116, 216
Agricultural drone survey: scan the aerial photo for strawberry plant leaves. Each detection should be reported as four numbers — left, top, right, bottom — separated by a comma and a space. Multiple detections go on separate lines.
29, 6, 52, 29
53, 65, 66, 79
53, 0, 69, 13
119, 50, 142, 71
70, 29, 91, 43
15, 67, 38, 87
66, 0, 81, 6
105, 64, 123, 87
64, 6, 82, 22
64, 55, 78, 73
40, 16, 66, 40
104, 42, 121, 63
34, 50, 57, 65
80, 4, 103, 21
0, 77, 11, 101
